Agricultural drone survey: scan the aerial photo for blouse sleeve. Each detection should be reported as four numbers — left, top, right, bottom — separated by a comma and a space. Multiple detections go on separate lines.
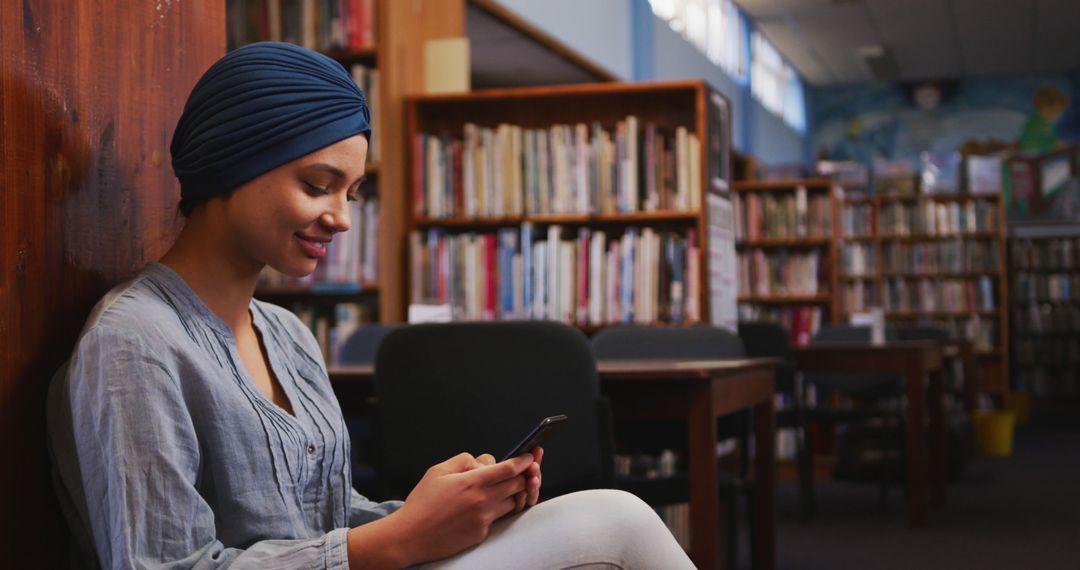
59, 326, 353, 570
348, 489, 403, 527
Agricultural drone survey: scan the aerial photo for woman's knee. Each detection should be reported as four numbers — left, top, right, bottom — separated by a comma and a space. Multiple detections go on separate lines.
543, 489, 670, 540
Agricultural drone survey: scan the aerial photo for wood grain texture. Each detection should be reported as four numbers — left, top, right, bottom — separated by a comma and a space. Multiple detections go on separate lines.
0, 0, 223, 563
378, 0, 466, 322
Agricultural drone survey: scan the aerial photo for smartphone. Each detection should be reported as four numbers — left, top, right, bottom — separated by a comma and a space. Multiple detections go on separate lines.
501, 415, 568, 461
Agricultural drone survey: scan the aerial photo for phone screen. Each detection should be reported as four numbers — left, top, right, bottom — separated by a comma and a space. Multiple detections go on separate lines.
501, 414, 568, 461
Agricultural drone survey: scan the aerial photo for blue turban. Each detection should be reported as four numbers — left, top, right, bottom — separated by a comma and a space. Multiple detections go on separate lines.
171, 42, 371, 205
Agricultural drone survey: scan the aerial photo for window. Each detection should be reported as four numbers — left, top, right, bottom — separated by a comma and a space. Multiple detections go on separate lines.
649, 0, 748, 82
751, 31, 805, 133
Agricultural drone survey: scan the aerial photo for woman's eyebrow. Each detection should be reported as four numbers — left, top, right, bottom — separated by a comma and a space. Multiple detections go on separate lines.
305, 163, 347, 179
306, 163, 365, 186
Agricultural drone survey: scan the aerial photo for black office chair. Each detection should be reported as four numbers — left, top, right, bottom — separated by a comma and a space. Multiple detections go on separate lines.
804, 324, 906, 510
338, 323, 402, 365
591, 324, 748, 569
372, 321, 614, 500
738, 321, 814, 517
338, 324, 402, 500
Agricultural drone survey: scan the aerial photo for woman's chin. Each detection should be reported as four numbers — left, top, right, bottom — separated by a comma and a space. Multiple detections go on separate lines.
271, 259, 319, 279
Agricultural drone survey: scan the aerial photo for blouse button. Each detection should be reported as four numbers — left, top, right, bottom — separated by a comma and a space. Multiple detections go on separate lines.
307, 444, 316, 455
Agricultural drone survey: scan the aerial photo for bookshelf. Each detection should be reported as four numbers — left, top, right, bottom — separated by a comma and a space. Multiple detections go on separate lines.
834, 191, 1010, 394
1009, 233, 1080, 399
404, 80, 736, 330
228, 0, 468, 359
733, 178, 839, 345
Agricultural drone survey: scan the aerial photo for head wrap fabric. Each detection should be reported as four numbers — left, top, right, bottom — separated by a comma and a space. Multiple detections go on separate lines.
171, 42, 371, 204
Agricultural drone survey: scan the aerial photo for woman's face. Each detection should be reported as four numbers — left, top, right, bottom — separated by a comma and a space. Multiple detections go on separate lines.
220, 134, 369, 277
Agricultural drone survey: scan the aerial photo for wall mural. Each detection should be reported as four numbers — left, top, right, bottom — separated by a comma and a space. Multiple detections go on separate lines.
812, 72, 1080, 221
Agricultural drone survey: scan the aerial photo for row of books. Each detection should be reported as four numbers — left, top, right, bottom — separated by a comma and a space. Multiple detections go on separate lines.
737, 249, 825, 296
1010, 237, 1080, 270
732, 189, 832, 241
1014, 338, 1080, 369
1013, 363, 1078, 397
1012, 303, 1080, 335
226, 0, 378, 52
841, 202, 873, 237
737, 304, 824, 346
289, 302, 373, 364
414, 119, 703, 219
1013, 272, 1080, 303
882, 277, 996, 314
350, 65, 381, 164
839, 244, 875, 276
881, 240, 1001, 274
259, 195, 380, 287
409, 225, 702, 326
897, 315, 997, 351
878, 199, 998, 236
839, 282, 877, 315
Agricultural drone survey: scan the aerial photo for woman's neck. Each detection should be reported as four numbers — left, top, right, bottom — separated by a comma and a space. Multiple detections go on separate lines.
160, 212, 262, 335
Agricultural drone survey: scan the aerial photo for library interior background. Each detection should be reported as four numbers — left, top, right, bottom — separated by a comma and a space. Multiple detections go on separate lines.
3, 0, 1079, 568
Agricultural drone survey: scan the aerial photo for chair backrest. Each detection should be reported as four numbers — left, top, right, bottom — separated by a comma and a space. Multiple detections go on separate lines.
811, 324, 900, 344
591, 325, 746, 360
373, 321, 613, 499
737, 321, 796, 394
898, 325, 950, 341
807, 324, 903, 399
338, 324, 402, 364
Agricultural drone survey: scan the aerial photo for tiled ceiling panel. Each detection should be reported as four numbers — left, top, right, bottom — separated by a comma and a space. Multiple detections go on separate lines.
865, 0, 961, 80
951, 0, 1031, 75
734, 0, 1080, 85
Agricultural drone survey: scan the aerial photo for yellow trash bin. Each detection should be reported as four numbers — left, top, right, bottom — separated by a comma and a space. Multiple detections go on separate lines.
1005, 392, 1031, 426
973, 410, 1015, 458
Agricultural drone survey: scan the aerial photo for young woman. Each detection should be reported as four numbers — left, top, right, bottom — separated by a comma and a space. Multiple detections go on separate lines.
47, 42, 695, 569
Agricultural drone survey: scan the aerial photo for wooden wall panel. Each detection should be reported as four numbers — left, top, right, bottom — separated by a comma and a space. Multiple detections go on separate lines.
378, 0, 465, 321
0, 1, 223, 564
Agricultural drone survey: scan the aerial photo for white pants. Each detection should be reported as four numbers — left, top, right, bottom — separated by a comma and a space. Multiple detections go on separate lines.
422, 489, 696, 570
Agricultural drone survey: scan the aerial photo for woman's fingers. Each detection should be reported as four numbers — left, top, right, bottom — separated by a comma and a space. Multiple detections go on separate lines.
485, 469, 527, 500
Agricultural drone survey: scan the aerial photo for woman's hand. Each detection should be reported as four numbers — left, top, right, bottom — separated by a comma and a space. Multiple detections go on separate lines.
476, 446, 543, 512
368, 452, 533, 566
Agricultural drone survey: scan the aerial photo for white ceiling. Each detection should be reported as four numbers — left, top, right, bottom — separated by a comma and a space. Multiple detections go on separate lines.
733, 0, 1080, 85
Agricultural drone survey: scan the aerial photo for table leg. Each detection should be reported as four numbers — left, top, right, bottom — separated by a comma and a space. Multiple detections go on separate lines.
688, 381, 721, 569
904, 360, 929, 528
752, 395, 776, 570
961, 344, 977, 415
928, 366, 947, 508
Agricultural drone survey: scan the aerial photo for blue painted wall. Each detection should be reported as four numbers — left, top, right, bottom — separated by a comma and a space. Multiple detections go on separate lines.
490, 0, 809, 166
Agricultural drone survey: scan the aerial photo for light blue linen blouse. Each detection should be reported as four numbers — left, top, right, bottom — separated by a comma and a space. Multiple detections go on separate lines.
47, 262, 402, 569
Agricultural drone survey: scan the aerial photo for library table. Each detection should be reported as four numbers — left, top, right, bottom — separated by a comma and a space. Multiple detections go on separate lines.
329, 357, 780, 570
596, 358, 779, 570
792, 341, 947, 528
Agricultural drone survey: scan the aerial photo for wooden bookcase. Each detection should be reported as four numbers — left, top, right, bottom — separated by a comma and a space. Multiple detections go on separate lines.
1008, 231, 1080, 400
833, 191, 1009, 395
228, 0, 468, 358
732, 178, 840, 345
403, 80, 736, 331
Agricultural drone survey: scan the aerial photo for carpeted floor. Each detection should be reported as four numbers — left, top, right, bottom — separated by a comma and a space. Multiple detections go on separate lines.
751, 418, 1080, 569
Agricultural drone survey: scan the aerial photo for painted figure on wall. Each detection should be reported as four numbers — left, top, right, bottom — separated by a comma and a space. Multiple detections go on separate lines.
1018, 86, 1069, 155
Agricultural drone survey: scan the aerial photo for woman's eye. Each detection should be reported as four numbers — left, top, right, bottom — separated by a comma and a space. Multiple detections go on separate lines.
304, 181, 329, 195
